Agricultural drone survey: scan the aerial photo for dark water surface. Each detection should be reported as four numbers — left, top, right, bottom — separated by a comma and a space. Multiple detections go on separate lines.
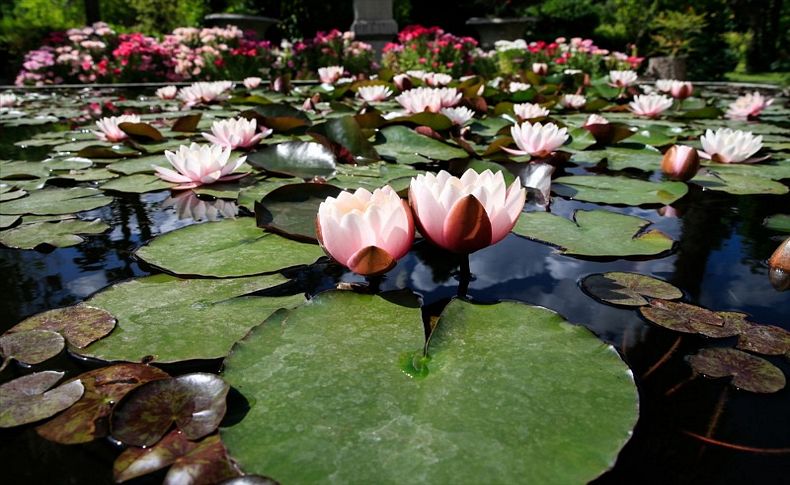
1, 113, 788, 485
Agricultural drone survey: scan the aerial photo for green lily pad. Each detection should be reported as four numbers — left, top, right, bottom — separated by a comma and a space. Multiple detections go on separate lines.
764, 214, 790, 233
385, 112, 453, 131
247, 142, 337, 179
0, 218, 109, 249
553, 176, 688, 206
0, 330, 64, 369
107, 154, 167, 175
112, 373, 229, 447
0, 214, 20, 229
691, 171, 789, 195
42, 157, 92, 171
570, 146, 663, 171
53, 168, 119, 182
736, 323, 790, 356
513, 210, 674, 257
688, 347, 786, 393
374, 125, 468, 165
135, 218, 324, 277
582, 272, 683, 306
77, 273, 305, 363
254, 183, 342, 243
36, 364, 170, 444
114, 431, 238, 484
100, 174, 172, 194
0, 160, 51, 179
0, 371, 84, 428
10, 303, 117, 348
237, 177, 303, 210
118, 122, 164, 142
0, 188, 113, 215
221, 293, 638, 484
77, 145, 139, 159
311, 116, 379, 163
469, 116, 510, 137
0, 189, 27, 202
639, 299, 742, 338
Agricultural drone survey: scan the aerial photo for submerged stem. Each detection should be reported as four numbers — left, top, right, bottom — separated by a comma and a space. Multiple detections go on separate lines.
457, 254, 471, 299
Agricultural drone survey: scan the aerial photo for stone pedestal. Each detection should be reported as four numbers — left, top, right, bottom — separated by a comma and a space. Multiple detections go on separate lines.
351, 0, 398, 57
645, 56, 687, 80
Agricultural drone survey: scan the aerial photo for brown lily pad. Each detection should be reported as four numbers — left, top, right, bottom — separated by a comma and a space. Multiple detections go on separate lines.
688, 347, 786, 393
0, 371, 84, 427
0, 329, 64, 370
736, 323, 790, 356
639, 299, 736, 337
36, 363, 170, 444
111, 373, 229, 446
172, 114, 202, 132
582, 272, 683, 306
9, 303, 116, 348
119, 122, 165, 142
114, 431, 239, 484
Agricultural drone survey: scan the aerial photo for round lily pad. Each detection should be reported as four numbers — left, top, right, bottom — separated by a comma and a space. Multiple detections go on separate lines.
0, 371, 85, 428
254, 183, 342, 242
374, 125, 468, 165
553, 176, 689, 206
221, 293, 638, 484
10, 303, 116, 348
582, 272, 683, 306
639, 299, 742, 337
688, 347, 786, 393
736, 323, 790, 356
100, 174, 173, 194
0, 330, 64, 369
0, 187, 113, 216
691, 171, 789, 195
0, 218, 109, 249
246, 141, 337, 179
135, 218, 324, 277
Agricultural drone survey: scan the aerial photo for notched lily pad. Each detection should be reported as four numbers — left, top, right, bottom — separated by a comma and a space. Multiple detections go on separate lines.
0, 371, 85, 427
0, 187, 113, 216
36, 363, 170, 444
0, 218, 109, 249
688, 347, 786, 393
9, 303, 116, 348
112, 373, 229, 446
736, 323, 790, 356
639, 299, 741, 337
582, 272, 683, 306
374, 125, 468, 165
0, 330, 65, 370
255, 183, 342, 242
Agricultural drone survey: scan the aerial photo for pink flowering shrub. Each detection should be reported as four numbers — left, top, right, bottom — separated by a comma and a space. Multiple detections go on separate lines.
280, 30, 375, 79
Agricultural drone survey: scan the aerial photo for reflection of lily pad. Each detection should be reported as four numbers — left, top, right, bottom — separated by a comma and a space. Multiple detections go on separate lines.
112, 373, 229, 446
553, 176, 688, 206
136, 218, 324, 277
222, 293, 638, 484
513, 210, 674, 257
0, 187, 113, 215
0, 330, 64, 369
688, 347, 785, 393
0, 371, 84, 428
0, 218, 109, 249
10, 303, 116, 348
582, 272, 683, 306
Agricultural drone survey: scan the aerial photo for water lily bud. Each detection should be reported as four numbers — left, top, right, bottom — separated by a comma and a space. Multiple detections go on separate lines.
409, 169, 526, 254
661, 145, 700, 181
316, 186, 414, 276
768, 237, 790, 291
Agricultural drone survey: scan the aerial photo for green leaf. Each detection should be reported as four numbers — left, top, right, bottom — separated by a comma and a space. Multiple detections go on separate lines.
688, 347, 785, 393
0, 214, 20, 229
237, 177, 303, 210
0, 188, 113, 215
0, 218, 109, 249
77, 273, 305, 363
107, 154, 166, 175
736, 323, 790, 356
691, 171, 789, 195
247, 142, 337, 179
570, 146, 663, 171
118, 122, 165, 142
255, 183, 342, 242
312, 116, 379, 162
0, 160, 51, 179
100, 174, 173, 194
0, 371, 84, 428
764, 214, 790, 233
582, 272, 683, 306
222, 294, 638, 484
385, 112, 453, 130
513, 210, 674, 257
374, 125, 468, 164
553, 175, 688, 206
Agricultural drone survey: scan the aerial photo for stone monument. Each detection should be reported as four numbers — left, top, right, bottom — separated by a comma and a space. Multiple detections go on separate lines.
350, 0, 398, 57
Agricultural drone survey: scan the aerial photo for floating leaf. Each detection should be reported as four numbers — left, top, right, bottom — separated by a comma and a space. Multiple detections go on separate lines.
0, 188, 113, 215
119, 122, 165, 142
312, 116, 379, 163
763, 214, 790, 233
374, 125, 468, 164
136, 218, 324, 277
0, 214, 20, 229
513, 210, 674, 257
0, 330, 64, 369
237, 177, 303, 210
112, 373, 229, 447
691, 171, 789, 195
36, 363, 169, 444
254, 183, 342, 242
570, 146, 663, 171
107, 154, 165, 175
10, 303, 116, 348
114, 431, 238, 484
736, 323, 790, 356
100, 174, 173, 193
78, 274, 305, 362
688, 347, 785, 393
638, 299, 745, 337
385, 112, 453, 131
553, 176, 688, 206
172, 113, 203, 132
0, 218, 109, 249
582, 272, 683, 306
0, 371, 84, 428
247, 142, 337, 179
0, 189, 28, 201
222, 293, 637, 484
0, 160, 51, 179
77, 145, 139, 159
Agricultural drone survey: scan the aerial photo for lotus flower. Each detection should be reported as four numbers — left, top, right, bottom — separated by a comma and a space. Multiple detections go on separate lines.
661, 145, 700, 181
656, 79, 693, 99
513, 102, 550, 120
318, 66, 344, 84
629, 93, 673, 118
357, 85, 393, 102
532, 63, 548, 75
508, 82, 531, 93
202, 118, 271, 150
699, 128, 763, 164
609, 70, 638, 87
505, 122, 568, 157
584, 114, 609, 126
725, 91, 774, 120
153, 143, 247, 190
316, 186, 414, 276
395, 87, 461, 114
423, 72, 453, 86
155, 86, 177, 100
409, 169, 526, 254
93, 114, 141, 142
243, 77, 262, 89
178, 81, 234, 107
440, 106, 475, 126
560, 94, 586, 109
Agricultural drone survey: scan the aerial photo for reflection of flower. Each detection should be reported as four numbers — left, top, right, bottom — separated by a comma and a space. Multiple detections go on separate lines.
725, 92, 773, 120
395, 87, 461, 114
440, 106, 475, 126
202, 117, 271, 150
164, 191, 238, 221
699, 128, 763, 164
317, 186, 414, 276
153, 143, 247, 190
93, 114, 141, 142
560, 94, 586, 109
609, 70, 637, 87
505, 121, 569, 158
357, 85, 393, 102
318, 65, 344, 84
513, 102, 550, 120
661, 145, 699, 181
155, 86, 177, 100
409, 169, 525, 254
243, 76, 262, 89
629, 93, 673, 118
177, 81, 234, 107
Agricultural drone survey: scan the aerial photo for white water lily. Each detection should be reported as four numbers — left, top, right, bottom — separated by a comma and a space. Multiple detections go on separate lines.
609, 70, 638, 87
508, 82, 531, 93
177, 81, 234, 107
560, 94, 586, 109
395, 87, 461, 114
513, 102, 550, 120
318, 66, 345, 84
584, 114, 609, 126
155, 86, 177, 100
440, 106, 475, 126
504, 121, 569, 158
422, 72, 453, 87
629, 93, 673, 118
93, 114, 141, 142
655, 79, 693, 99
243, 77, 262, 89
202, 117, 271, 150
153, 143, 247, 190
699, 128, 763, 164
357, 85, 393, 102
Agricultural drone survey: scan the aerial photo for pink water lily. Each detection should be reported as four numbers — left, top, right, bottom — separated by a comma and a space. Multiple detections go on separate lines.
318, 66, 344, 84
409, 169, 526, 254
513, 102, 550, 120
699, 128, 763, 164
725, 91, 773, 120
395, 87, 461, 114
583, 114, 609, 126
243, 77, 262, 89
629, 93, 673, 118
357, 85, 393, 102
177, 81, 234, 107
0, 93, 17, 107
202, 118, 271, 150
661, 145, 700, 181
153, 143, 247, 190
560, 94, 586, 109
93, 114, 141, 142
656, 79, 693, 99
155, 86, 177, 100
609, 70, 638, 87
504, 121, 569, 158
440, 106, 475, 126
316, 186, 414, 276
422, 72, 453, 87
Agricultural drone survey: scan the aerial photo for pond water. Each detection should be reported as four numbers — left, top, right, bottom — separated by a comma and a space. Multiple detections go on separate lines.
0, 85, 788, 484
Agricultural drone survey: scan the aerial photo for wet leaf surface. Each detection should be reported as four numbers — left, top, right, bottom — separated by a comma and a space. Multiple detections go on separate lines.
10, 303, 116, 348
112, 373, 229, 446
691, 171, 789, 195
582, 272, 683, 306
0, 371, 84, 427
0, 187, 113, 215
255, 183, 342, 242
0, 330, 64, 369
736, 323, 790, 356
764, 214, 790, 233
688, 347, 786, 393
0, 218, 109, 249
639, 299, 738, 337
247, 142, 337, 179
374, 125, 468, 164
553, 175, 688, 206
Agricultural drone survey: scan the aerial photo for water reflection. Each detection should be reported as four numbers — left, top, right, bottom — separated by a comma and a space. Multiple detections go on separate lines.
163, 191, 238, 222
